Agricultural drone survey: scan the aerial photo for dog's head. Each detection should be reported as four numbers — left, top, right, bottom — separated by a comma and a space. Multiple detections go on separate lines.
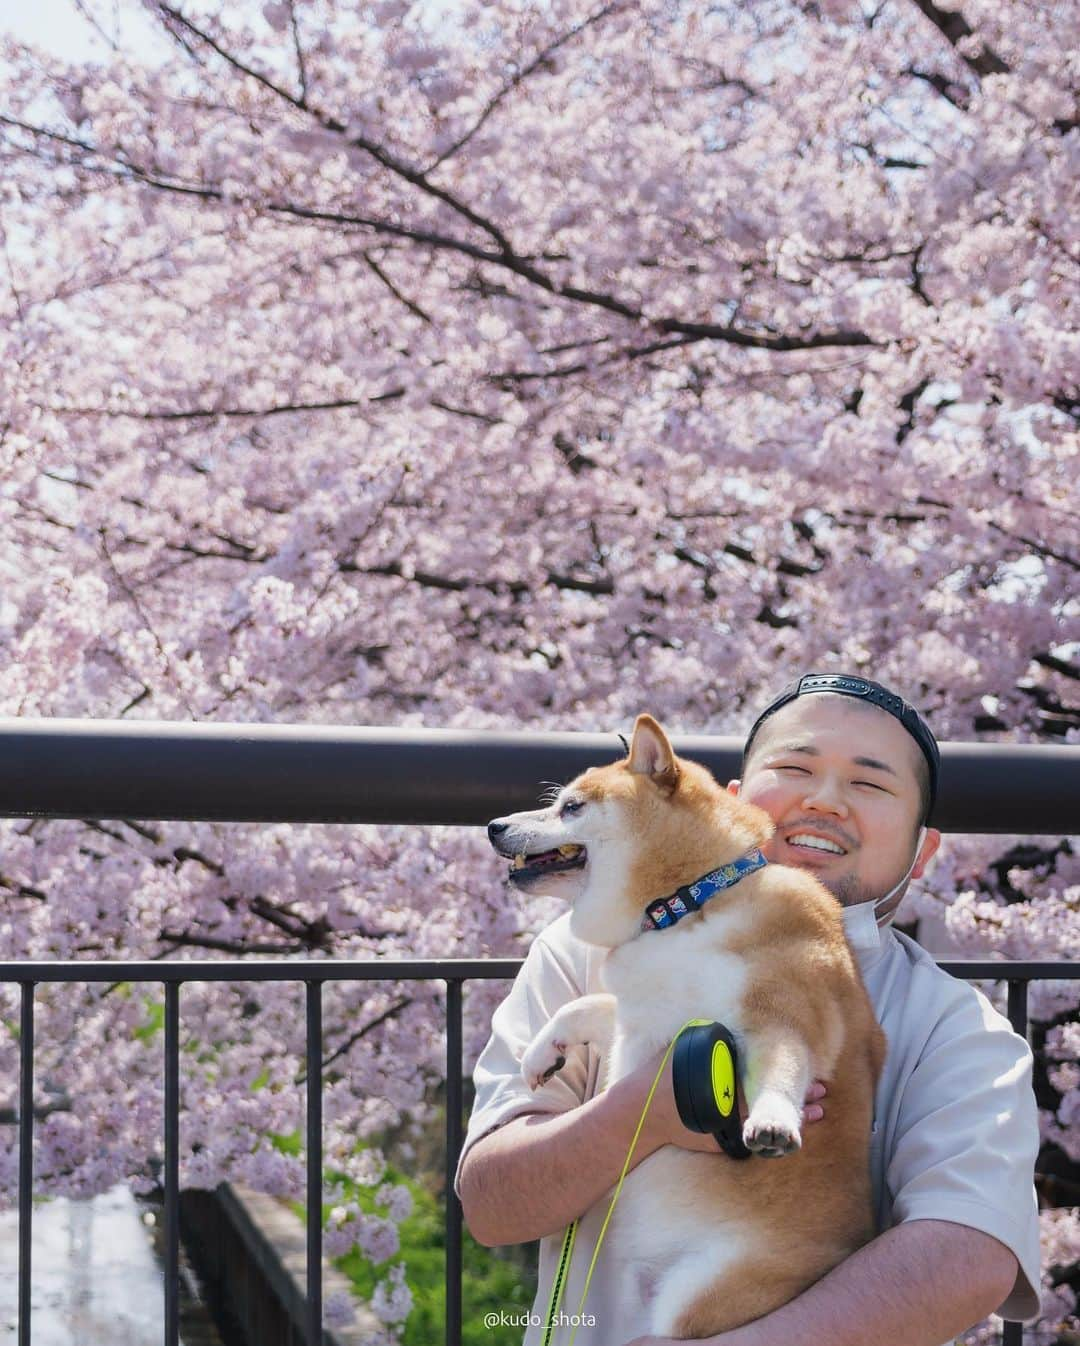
487, 713, 774, 948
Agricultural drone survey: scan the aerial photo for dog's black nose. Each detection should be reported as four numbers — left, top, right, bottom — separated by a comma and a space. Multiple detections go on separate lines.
487, 820, 509, 839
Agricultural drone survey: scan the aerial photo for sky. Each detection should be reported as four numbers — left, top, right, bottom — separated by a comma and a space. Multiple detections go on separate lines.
1, 0, 169, 65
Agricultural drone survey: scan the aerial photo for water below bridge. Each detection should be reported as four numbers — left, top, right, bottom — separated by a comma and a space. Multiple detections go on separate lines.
0, 1184, 228, 1345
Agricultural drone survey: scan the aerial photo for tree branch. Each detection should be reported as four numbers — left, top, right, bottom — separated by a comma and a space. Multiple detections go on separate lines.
425, 0, 628, 170
157, 928, 308, 953
986, 521, 1078, 572
154, 2, 518, 255
50, 396, 366, 421
902, 65, 969, 112
906, 0, 1009, 80
362, 250, 433, 324
0, 874, 47, 902
2, 112, 878, 355
100, 529, 200, 718
903, 0, 1075, 131
1034, 652, 1080, 681
296, 995, 412, 1083
287, 0, 308, 103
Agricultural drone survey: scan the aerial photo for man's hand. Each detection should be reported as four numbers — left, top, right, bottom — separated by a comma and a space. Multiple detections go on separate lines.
633, 1046, 826, 1156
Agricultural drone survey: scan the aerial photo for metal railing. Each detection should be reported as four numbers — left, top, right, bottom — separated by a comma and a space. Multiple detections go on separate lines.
1, 719, 1078, 1346
2, 718, 1077, 833
1, 956, 519, 1346
4, 958, 1077, 1346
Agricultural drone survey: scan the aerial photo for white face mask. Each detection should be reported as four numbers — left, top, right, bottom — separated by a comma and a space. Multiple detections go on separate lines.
873, 826, 928, 928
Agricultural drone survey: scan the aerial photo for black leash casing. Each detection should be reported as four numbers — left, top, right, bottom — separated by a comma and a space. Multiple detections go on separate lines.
672, 1019, 752, 1160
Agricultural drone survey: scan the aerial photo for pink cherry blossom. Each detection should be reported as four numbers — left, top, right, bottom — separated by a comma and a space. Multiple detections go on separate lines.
0, 0, 1076, 1336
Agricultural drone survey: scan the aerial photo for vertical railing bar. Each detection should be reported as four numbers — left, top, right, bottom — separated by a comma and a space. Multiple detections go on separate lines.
18, 980, 35, 1346
446, 978, 463, 1346
1007, 979, 1029, 1042
164, 980, 181, 1346
1002, 979, 1030, 1346
306, 979, 323, 1346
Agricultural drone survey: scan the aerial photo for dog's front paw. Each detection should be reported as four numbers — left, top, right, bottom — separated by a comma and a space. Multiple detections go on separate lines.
743, 1093, 802, 1158
521, 1033, 569, 1092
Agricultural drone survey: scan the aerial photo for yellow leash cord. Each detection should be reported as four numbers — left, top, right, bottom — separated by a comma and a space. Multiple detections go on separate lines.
542, 1018, 703, 1346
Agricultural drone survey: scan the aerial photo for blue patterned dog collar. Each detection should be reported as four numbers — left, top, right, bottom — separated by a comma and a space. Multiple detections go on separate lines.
641, 849, 768, 932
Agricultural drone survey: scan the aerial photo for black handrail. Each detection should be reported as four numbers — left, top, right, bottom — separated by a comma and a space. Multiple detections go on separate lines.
0, 718, 1077, 832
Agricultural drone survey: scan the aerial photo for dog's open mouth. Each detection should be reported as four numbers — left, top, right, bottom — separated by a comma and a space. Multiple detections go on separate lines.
509, 844, 587, 883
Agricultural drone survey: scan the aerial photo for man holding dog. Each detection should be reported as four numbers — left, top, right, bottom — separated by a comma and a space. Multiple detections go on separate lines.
456, 674, 1041, 1346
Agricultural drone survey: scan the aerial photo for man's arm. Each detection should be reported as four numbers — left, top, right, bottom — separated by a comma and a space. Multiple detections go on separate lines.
459, 1049, 828, 1247
694, 1220, 1018, 1346
458, 1048, 723, 1247
459, 1077, 656, 1246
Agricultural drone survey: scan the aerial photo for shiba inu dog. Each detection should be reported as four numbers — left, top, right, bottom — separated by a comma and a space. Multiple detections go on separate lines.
487, 713, 887, 1338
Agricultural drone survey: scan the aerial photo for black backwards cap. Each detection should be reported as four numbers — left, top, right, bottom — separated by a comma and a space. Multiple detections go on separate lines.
742, 673, 940, 825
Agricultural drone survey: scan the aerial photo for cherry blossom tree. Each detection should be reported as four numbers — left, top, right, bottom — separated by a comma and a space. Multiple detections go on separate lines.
0, 0, 1076, 1337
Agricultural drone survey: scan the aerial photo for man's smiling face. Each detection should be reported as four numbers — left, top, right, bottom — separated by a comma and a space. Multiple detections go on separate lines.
729, 693, 941, 909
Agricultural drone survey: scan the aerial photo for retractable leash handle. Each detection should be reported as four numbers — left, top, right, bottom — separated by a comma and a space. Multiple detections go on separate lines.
550, 1018, 749, 1346
671, 1018, 752, 1161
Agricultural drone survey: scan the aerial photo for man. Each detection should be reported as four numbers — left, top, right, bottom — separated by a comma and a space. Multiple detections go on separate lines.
455, 674, 1042, 1346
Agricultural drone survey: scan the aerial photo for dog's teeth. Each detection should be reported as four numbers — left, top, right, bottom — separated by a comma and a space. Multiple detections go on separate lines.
512, 854, 526, 869
558, 845, 581, 857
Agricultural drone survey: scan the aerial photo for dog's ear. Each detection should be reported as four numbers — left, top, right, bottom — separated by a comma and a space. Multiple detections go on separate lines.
627, 714, 679, 792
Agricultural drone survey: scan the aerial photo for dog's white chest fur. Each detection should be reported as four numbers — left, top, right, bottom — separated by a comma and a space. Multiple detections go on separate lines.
599, 907, 751, 1082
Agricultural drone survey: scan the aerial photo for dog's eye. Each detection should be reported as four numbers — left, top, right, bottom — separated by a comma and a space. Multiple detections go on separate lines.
560, 799, 585, 816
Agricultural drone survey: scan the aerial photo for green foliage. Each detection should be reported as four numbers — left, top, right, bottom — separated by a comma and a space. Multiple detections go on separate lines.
273, 1130, 535, 1345
133, 997, 164, 1043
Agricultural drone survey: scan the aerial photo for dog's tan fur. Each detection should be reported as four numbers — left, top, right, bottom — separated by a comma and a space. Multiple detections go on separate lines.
497, 714, 887, 1336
